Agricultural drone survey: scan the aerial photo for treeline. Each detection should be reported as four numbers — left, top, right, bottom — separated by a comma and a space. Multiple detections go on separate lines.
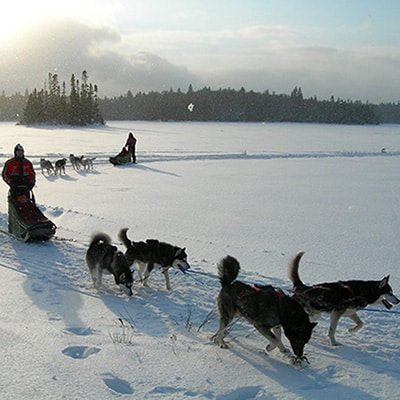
21, 71, 104, 125
1, 81, 400, 124
98, 86, 380, 125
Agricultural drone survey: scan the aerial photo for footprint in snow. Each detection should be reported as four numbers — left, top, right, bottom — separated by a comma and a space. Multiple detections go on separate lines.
62, 346, 100, 359
63, 327, 94, 336
102, 373, 134, 395
47, 311, 62, 321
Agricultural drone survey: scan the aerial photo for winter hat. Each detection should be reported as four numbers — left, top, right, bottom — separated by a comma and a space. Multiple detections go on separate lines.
14, 144, 24, 156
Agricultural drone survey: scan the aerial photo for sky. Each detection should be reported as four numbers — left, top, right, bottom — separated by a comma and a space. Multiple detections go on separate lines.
0, 0, 399, 103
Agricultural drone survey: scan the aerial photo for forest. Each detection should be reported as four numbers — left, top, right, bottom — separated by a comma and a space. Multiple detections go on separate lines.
1, 72, 399, 125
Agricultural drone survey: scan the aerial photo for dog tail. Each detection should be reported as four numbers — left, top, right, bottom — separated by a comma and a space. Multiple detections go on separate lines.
288, 251, 305, 289
90, 232, 112, 246
118, 228, 130, 248
217, 256, 240, 287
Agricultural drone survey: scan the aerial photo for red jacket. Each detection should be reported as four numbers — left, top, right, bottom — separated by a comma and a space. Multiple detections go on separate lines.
2, 157, 36, 189
125, 136, 137, 149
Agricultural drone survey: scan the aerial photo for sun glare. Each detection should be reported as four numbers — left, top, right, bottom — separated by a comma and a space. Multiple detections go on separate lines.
0, 1, 105, 41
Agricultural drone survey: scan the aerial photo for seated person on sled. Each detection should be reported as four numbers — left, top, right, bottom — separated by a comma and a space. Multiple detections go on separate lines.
109, 146, 131, 165
2, 144, 36, 201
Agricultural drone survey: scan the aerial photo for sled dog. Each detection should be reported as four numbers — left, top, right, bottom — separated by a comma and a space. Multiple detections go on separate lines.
118, 228, 190, 290
40, 158, 55, 175
55, 158, 67, 175
212, 256, 316, 363
288, 251, 399, 346
86, 232, 133, 296
69, 154, 84, 170
82, 157, 96, 170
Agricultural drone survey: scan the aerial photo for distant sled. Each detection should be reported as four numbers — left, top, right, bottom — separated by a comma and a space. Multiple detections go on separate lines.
7, 192, 56, 242
109, 148, 131, 165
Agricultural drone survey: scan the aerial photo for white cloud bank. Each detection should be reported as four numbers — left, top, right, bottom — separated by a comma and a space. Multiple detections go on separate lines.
0, 18, 399, 103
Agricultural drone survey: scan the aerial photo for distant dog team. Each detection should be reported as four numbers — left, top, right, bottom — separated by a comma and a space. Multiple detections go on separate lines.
38, 155, 95, 175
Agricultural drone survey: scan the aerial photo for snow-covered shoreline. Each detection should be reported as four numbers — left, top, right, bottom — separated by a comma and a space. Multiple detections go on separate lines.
1, 121, 399, 399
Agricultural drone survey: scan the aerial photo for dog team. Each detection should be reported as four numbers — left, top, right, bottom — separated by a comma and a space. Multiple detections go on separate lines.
39, 154, 96, 175
85, 228, 399, 364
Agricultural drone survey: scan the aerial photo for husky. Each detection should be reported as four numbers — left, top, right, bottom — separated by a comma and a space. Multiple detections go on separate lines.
211, 256, 316, 363
69, 154, 84, 170
40, 158, 55, 175
55, 158, 67, 175
86, 232, 133, 296
82, 157, 96, 170
118, 228, 190, 290
288, 251, 399, 346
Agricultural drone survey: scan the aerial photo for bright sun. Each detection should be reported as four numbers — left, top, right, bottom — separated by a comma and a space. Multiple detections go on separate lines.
0, 1, 100, 40
0, 2, 58, 39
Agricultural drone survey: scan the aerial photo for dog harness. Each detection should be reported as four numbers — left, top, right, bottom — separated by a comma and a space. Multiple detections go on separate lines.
236, 285, 261, 300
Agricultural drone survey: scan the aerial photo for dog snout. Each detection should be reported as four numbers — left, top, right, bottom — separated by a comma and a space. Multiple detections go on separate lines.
387, 293, 400, 305
125, 286, 133, 296
180, 263, 190, 272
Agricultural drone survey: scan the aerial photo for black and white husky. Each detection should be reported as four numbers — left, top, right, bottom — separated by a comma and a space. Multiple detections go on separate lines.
69, 154, 84, 170
288, 251, 399, 346
40, 158, 55, 175
118, 228, 190, 290
86, 233, 133, 296
212, 256, 316, 363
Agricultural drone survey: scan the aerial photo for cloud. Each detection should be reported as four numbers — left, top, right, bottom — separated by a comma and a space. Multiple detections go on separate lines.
0, 18, 201, 97
0, 18, 399, 103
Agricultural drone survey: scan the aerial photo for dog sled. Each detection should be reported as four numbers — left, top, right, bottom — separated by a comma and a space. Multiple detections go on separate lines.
109, 148, 131, 165
7, 191, 56, 242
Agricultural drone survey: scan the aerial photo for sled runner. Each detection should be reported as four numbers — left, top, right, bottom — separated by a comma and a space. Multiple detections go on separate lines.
109, 148, 131, 165
7, 192, 56, 242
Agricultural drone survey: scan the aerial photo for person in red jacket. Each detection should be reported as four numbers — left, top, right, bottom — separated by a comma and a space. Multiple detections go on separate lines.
125, 132, 137, 163
2, 144, 36, 199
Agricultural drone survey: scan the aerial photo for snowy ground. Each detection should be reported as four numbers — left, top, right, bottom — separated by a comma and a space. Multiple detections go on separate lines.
0, 120, 399, 399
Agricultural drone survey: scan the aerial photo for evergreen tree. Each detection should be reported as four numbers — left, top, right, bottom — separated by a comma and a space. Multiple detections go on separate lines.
21, 71, 104, 126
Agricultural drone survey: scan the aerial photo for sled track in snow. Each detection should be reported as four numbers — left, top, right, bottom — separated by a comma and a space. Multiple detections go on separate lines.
10, 149, 400, 170
0, 230, 103, 299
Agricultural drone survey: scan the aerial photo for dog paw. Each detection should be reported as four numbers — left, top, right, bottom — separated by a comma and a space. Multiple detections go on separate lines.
210, 335, 228, 348
266, 343, 277, 352
348, 324, 362, 333
291, 355, 310, 366
279, 347, 290, 354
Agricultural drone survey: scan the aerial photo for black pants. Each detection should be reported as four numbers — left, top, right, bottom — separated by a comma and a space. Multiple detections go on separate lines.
130, 148, 136, 163
10, 186, 31, 200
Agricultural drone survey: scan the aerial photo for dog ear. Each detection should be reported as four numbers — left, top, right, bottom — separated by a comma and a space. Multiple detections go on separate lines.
175, 248, 182, 257
380, 275, 390, 288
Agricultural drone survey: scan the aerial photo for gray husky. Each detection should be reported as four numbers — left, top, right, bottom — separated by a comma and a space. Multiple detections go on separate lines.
69, 154, 84, 170
288, 251, 399, 346
118, 228, 190, 290
86, 232, 133, 296
212, 256, 316, 363
55, 158, 67, 175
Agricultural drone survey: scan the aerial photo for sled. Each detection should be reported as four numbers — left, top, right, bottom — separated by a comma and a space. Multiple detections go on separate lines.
109, 149, 131, 165
7, 192, 57, 242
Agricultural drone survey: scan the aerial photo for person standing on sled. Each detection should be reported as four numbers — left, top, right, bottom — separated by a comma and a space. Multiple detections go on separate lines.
125, 132, 137, 163
2, 144, 36, 200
